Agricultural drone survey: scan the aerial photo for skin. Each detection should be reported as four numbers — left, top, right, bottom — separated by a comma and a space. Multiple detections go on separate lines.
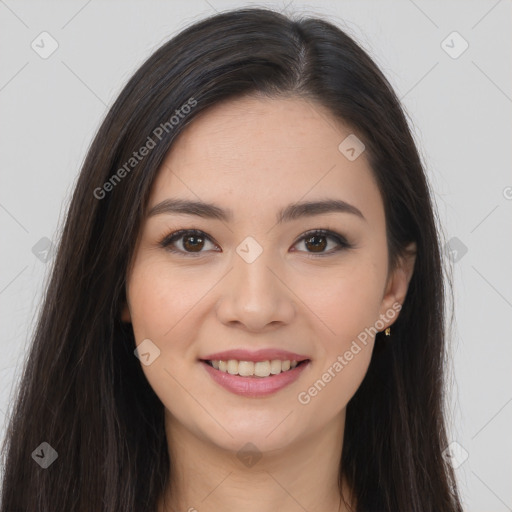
122, 94, 416, 512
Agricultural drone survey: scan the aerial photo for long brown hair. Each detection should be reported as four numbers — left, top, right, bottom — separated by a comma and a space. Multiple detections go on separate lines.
1, 7, 463, 511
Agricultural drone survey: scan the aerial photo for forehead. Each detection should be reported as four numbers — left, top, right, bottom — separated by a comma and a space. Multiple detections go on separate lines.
149, 95, 382, 222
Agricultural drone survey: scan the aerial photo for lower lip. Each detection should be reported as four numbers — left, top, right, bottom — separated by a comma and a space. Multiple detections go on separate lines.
200, 360, 310, 398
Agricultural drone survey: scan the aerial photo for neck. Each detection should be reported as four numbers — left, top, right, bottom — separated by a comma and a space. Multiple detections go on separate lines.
158, 409, 354, 512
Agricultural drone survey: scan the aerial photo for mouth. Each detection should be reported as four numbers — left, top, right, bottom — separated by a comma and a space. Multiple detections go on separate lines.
199, 357, 311, 397
200, 358, 310, 378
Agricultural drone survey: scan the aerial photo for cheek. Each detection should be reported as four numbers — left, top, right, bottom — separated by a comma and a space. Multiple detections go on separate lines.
127, 257, 213, 342
126, 257, 222, 397
126, 259, 212, 416
298, 342, 373, 417
295, 291, 378, 416
290, 258, 384, 409
291, 255, 386, 345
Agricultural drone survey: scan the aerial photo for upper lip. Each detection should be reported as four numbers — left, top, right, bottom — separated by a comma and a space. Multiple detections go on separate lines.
201, 348, 310, 362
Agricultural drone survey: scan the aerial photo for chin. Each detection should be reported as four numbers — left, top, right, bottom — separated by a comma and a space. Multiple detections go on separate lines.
199, 410, 308, 455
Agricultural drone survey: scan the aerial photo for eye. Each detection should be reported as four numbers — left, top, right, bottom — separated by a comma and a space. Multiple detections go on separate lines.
160, 228, 351, 257
159, 229, 219, 256
291, 229, 351, 257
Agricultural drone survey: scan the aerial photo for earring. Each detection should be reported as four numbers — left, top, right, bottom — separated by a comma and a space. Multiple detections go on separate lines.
385, 327, 391, 336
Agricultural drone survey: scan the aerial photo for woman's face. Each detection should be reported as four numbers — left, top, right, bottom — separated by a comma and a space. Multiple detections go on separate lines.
123, 95, 414, 454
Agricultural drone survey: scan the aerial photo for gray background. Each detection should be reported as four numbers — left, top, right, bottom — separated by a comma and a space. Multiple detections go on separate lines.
1, 0, 511, 510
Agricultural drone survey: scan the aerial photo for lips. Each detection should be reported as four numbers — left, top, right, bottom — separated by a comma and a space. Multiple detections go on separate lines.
199, 348, 311, 397
201, 348, 310, 362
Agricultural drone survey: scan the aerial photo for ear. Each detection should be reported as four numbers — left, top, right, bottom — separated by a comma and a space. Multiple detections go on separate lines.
379, 242, 416, 327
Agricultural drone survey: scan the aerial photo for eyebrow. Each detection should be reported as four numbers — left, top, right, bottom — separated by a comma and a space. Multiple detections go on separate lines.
147, 198, 366, 223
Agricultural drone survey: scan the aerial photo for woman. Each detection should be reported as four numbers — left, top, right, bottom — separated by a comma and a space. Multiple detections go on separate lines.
0, 7, 464, 512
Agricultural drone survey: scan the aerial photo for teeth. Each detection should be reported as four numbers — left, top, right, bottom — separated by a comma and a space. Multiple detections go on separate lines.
270, 359, 282, 374
254, 361, 270, 377
227, 360, 238, 375
238, 361, 254, 377
209, 359, 302, 377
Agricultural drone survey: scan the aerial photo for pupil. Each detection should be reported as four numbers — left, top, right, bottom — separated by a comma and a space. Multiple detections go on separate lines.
184, 235, 204, 252
305, 235, 326, 253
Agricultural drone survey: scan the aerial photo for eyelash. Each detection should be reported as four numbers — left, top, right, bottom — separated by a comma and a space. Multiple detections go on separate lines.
159, 228, 352, 258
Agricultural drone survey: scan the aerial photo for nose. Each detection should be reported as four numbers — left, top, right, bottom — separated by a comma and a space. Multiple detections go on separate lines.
215, 245, 296, 332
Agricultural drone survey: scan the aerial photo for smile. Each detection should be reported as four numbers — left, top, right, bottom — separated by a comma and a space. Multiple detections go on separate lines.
206, 359, 303, 377
200, 358, 311, 397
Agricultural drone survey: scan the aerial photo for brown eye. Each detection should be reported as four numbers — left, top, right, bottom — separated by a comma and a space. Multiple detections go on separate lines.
160, 229, 218, 255
292, 229, 350, 256
160, 228, 350, 258
303, 234, 328, 253
182, 233, 205, 252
